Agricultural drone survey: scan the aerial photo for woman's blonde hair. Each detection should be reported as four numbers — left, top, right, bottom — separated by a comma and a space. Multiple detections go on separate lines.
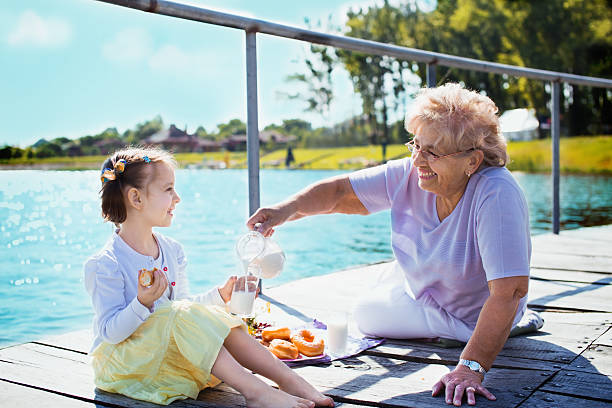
99, 146, 176, 226
404, 83, 508, 167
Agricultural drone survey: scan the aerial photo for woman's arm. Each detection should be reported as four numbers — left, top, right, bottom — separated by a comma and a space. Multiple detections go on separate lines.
247, 175, 368, 236
432, 275, 529, 406
461, 275, 529, 370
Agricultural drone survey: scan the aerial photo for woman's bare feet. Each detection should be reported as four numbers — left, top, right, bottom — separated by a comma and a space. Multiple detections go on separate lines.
278, 374, 335, 407
245, 385, 315, 408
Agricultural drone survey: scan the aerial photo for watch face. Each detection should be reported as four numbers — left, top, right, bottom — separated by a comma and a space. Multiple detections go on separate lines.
468, 361, 479, 370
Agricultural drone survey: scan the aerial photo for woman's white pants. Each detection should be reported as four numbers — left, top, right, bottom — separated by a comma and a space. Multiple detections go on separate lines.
353, 263, 474, 342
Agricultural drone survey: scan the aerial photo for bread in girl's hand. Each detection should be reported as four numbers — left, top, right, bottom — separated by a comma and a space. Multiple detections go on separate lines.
139, 267, 157, 287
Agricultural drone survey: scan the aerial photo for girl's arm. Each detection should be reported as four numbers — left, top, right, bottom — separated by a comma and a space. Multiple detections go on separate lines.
84, 257, 151, 344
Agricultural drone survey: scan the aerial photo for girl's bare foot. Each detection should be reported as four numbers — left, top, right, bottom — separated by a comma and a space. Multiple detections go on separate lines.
278, 375, 335, 407
246, 385, 315, 408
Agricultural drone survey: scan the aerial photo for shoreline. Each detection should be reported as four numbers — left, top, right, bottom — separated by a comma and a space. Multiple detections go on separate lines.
2, 162, 611, 175
2, 136, 611, 174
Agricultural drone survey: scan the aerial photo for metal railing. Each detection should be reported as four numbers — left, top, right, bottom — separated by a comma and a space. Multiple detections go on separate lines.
97, 0, 612, 234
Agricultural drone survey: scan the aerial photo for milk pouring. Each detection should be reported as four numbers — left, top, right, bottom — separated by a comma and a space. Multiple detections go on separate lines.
235, 225, 285, 280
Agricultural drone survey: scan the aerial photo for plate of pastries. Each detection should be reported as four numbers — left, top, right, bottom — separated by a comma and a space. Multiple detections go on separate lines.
259, 326, 325, 361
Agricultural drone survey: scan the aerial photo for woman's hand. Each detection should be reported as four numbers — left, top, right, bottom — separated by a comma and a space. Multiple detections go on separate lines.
137, 269, 168, 310
432, 365, 496, 406
247, 205, 294, 237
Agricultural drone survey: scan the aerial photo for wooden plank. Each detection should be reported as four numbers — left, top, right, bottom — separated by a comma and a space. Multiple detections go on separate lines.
553, 225, 612, 243
291, 354, 552, 408
530, 268, 612, 285
567, 345, 612, 376
520, 391, 612, 408
0, 342, 247, 407
531, 252, 612, 274
598, 329, 612, 347
36, 329, 92, 354
363, 319, 603, 369
528, 279, 612, 312
532, 235, 612, 258
498, 321, 603, 361
364, 340, 555, 371
0, 379, 98, 408
540, 369, 612, 402
539, 312, 612, 326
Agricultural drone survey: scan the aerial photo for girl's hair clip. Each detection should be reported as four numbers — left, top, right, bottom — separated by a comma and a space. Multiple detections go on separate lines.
101, 168, 116, 184
101, 159, 127, 184
143, 156, 151, 163
114, 159, 127, 173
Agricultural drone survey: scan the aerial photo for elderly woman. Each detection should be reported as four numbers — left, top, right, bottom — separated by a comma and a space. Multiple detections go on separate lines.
247, 83, 537, 406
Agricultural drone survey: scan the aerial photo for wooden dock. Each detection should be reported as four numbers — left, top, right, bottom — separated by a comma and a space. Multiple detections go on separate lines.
2, 225, 611, 407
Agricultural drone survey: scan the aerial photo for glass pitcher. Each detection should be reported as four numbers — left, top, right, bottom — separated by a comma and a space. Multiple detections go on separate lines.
235, 224, 285, 279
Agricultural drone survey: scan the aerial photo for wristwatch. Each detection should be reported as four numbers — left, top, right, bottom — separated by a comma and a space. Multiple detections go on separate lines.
458, 359, 487, 376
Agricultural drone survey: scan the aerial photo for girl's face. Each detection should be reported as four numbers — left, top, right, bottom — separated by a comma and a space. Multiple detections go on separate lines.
141, 162, 181, 228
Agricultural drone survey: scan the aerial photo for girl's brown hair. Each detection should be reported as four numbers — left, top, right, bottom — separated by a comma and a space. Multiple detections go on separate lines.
99, 146, 176, 226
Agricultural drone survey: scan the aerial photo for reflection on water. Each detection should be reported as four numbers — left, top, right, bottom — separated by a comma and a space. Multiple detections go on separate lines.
512, 172, 612, 233
0, 169, 610, 347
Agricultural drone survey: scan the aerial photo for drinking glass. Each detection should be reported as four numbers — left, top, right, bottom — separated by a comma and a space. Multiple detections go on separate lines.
326, 311, 349, 356
228, 265, 260, 317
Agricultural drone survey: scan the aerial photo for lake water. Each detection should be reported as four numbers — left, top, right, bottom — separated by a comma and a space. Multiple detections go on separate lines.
1, 169, 611, 347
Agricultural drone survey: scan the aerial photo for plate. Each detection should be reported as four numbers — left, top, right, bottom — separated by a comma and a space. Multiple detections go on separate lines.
280, 353, 327, 363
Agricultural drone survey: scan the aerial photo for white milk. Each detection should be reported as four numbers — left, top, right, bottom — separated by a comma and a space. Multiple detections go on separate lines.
253, 250, 285, 279
229, 290, 256, 315
327, 320, 348, 355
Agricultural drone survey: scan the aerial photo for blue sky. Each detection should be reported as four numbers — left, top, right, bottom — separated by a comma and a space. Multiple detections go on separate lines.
0, 0, 434, 147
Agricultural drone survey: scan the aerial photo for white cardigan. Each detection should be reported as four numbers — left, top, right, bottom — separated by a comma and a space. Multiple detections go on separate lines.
84, 230, 225, 351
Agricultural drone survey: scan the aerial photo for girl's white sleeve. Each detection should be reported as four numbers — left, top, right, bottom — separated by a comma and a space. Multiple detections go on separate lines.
84, 256, 151, 344
173, 242, 226, 306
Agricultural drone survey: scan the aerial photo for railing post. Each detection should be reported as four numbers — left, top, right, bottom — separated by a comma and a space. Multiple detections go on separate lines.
551, 81, 561, 234
426, 62, 436, 87
246, 30, 260, 217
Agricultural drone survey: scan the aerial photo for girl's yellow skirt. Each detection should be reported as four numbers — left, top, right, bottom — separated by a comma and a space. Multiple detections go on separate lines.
91, 300, 244, 405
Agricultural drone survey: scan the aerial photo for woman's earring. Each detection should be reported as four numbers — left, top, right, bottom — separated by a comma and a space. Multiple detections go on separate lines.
466, 171, 471, 178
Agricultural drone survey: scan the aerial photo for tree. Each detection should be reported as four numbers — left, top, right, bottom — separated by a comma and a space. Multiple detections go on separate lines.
282, 17, 338, 117
124, 116, 164, 144
195, 126, 213, 140
215, 119, 246, 141
301, 0, 612, 140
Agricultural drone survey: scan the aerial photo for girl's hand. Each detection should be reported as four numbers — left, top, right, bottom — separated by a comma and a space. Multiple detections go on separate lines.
218, 275, 260, 303
137, 269, 168, 310
218, 276, 237, 303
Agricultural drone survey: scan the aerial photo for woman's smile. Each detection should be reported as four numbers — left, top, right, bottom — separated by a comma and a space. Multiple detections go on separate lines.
418, 168, 437, 180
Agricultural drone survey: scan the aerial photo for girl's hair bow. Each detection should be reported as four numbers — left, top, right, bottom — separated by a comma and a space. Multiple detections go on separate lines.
101, 159, 127, 184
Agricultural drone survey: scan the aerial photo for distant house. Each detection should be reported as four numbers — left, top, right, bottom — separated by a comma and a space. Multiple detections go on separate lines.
500, 108, 540, 141
146, 125, 221, 153
223, 134, 247, 151
65, 143, 83, 157
259, 130, 297, 145
222, 130, 297, 151
94, 138, 126, 155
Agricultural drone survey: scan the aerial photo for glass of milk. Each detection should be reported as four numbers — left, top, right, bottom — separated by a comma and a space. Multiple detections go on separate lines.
228, 265, 260, 316
326, 311, 349, 356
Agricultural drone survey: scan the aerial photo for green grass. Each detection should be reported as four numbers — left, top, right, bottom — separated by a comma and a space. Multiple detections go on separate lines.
506, 136, 612, 174
2, 136, 611, 174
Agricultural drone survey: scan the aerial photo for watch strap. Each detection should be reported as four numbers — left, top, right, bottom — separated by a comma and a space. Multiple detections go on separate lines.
458, 359, 487, 375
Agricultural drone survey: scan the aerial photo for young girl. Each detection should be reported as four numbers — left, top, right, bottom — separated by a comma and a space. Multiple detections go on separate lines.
84, 147, 334, 407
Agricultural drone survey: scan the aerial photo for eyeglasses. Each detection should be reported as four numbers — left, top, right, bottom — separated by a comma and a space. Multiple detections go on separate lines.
405, 141, 475, 162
